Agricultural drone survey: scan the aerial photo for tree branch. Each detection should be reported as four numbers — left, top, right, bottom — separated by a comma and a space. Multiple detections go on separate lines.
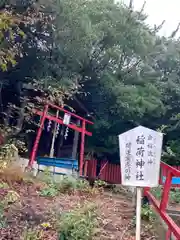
153, 20, 165, 33
170, 22, 180, 38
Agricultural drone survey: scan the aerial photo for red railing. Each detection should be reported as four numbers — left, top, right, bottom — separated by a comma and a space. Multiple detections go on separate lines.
159, 165, 180, 187
144, 162, 180, 240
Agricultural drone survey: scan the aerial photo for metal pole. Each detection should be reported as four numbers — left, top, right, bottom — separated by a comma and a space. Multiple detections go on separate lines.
136, 187, 142, 240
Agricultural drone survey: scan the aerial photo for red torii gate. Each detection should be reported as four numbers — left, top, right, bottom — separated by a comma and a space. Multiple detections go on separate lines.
28, 102, 93, 176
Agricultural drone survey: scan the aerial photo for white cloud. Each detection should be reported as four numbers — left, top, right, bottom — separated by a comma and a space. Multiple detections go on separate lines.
121, 0, 180, 37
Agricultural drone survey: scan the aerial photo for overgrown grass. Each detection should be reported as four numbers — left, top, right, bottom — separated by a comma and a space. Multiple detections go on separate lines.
0, 181, 20, 228
58, 203, 98, 240
38, 169, 101, 197
151, 186, 180, 204
0, 163, 25, 185
141, 204, 156, 222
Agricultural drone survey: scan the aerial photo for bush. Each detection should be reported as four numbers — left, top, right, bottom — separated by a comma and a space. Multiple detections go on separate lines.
141, 204, 156, 222
58, 176, 77, 193
39, 183, 59, 197
38, 173, 99, 197
58, 203, 98, 240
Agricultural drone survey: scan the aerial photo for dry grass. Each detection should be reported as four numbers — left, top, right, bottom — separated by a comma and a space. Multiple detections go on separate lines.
0, 163, 25, 186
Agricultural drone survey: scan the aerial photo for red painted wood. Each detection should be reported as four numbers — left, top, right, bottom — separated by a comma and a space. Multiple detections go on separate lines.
31, 103, 93, 171
87, 159, 97, 179
48, 102, 93, 125
84, 160, 88, 177
33, 109, 92, 136
161, 162, 180, 177
29, 104, 49, 167
144, 163, 180, 239
79, 120, 85, 176
160, 171, 172, 211
145, 188, 180, 239
98, 161, 121, 184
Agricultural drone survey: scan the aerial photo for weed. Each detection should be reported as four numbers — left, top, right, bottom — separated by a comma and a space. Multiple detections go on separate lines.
0, 202, 7, 228
75, 178, 97, 195
151, 186, 180, 204
94, 180, 107, 188
21, 228, 42, 240
76, 178, 90, 190
170, 188, 180, 203
4, 190, 20, 204
0, 182, 9, 189
58, 176, 76, 193
43, 167, 54, 183
58, 203, 98, 240
150, 187, 162, 200
141, 204, 156, 222
39, 183, 58, 197
39, 174, 99, 197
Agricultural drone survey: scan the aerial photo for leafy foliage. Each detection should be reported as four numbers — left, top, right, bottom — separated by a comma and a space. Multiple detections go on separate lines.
1, 0, 180, 165
39, 184, 58, 197
141, 204, 156, 222
151, 186, 180, 204
58, 203, 98, 240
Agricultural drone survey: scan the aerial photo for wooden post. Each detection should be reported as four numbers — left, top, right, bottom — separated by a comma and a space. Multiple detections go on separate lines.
160, 171, 172, 211
28, 104, 48, 167
57, 125, 65, 157
72, 119, 80, 159
79, 120, 85, 176
49, 110, 59, 158
136, 187, 142, 240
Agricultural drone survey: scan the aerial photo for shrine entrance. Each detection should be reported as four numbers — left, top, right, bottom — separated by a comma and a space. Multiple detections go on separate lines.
28, 102, 93, 176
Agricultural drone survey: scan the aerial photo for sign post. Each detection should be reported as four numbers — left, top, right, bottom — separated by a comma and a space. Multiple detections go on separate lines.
119, 126, 163, 240
136, 187, 142, 240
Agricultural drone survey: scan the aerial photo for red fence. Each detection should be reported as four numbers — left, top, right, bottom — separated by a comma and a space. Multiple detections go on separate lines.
159, 165, 180, 187
145, 162, 180, 240
85, 159, 180, 187
99, 160, 121, 183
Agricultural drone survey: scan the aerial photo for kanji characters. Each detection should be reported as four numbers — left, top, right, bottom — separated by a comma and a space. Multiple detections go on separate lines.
136, 135, 145, 144
136, 159, 145, 169
136, 171, 144, 181
136, 146, 145, 157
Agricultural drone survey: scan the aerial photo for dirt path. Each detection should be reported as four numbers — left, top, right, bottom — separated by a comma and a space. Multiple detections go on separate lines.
0, 182, 161, 240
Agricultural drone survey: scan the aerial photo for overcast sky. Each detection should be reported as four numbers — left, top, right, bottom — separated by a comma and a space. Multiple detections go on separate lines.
121, 0, 180, 37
